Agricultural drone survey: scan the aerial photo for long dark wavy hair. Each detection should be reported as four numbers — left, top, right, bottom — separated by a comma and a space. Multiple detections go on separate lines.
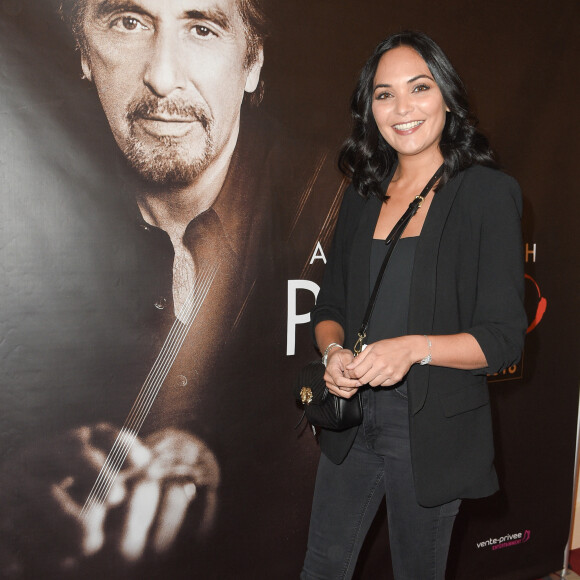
339, 30, 498, 199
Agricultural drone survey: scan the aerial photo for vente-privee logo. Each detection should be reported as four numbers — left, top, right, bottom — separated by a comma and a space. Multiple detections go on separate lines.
476, 529, 531, 551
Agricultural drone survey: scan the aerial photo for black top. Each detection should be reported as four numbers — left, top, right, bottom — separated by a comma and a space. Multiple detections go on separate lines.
367, 237, 418, 344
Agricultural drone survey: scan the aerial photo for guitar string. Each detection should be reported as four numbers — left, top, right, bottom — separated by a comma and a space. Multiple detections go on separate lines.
82, 263, 217, 514
80, 262, 219, 516
82, 262, 217, 512
81, 265, 213, 513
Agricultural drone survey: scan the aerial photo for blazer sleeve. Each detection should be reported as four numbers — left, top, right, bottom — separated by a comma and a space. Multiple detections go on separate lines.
310, 183, 359, 339
465, 172, 527, 374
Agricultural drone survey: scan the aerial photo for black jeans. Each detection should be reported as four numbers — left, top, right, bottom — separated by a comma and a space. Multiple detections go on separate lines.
301, 385, 460, 580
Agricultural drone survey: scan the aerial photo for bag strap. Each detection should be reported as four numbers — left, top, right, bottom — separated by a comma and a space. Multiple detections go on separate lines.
353, 164, 444, 356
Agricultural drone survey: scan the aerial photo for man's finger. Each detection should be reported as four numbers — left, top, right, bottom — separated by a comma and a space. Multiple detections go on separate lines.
152, 482, 196, 553
120, 479, 161, 562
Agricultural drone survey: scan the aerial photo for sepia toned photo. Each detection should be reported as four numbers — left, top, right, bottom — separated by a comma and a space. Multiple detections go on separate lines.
0, 0, 578, 578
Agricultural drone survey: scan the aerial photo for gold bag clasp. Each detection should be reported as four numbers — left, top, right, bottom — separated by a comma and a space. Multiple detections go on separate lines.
300, 387, 313, 405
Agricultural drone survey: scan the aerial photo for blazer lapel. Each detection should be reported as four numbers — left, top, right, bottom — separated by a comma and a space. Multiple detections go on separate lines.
408, 171, 465, 414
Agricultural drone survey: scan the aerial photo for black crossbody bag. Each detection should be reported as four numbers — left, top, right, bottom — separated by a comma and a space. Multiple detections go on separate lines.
293, 165, 443, 432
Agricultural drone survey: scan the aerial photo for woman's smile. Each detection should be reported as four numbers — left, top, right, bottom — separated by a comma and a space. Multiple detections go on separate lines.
392, 120, 425, 134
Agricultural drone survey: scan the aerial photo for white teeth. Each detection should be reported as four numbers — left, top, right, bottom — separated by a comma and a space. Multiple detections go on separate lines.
393, 120, 423, 130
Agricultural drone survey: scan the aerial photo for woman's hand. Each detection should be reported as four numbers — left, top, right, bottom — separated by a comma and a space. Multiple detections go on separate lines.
324, 348, 363, 398
345, 333, 487, 387
346, 336, 419, 387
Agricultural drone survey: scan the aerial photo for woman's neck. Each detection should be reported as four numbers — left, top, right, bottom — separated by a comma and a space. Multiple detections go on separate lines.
392, 151, 444, 187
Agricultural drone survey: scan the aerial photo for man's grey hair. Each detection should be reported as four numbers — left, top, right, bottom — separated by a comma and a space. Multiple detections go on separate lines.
59, 0, 269, 68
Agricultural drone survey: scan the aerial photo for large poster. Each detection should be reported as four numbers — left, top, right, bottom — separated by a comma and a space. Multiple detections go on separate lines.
1, 1, 578, 579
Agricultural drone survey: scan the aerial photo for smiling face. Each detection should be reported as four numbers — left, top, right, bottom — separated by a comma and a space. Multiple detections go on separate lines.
371, 46, 448, 164
80, 0, 263, 185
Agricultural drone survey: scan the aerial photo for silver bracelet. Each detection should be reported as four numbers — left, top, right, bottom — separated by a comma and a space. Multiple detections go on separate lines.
419, 335, 432, 365
322, 342, 343, 367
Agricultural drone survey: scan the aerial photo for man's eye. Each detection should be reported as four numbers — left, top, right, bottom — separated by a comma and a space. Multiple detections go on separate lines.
111, 15, 148, 32
192, 25, 216, 38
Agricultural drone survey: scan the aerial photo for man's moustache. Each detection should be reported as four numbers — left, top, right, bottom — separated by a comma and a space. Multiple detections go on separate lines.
127, 97, 211, 129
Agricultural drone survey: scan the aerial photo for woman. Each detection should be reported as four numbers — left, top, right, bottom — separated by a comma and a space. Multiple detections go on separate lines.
301, 31, 527, 580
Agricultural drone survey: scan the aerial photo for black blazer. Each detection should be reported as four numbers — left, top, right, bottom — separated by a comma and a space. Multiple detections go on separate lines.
311, 165, 527, 507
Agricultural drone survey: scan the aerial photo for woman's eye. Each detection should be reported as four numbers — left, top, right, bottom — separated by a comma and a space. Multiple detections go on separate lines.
413, 84, 430, 93
375, 92, 393, 100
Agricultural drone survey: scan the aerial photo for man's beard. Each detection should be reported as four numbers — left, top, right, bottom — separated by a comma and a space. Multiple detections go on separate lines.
123, 96, 214, 185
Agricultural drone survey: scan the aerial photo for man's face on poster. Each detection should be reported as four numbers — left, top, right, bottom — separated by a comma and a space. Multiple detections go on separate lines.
79, 0, 263, 185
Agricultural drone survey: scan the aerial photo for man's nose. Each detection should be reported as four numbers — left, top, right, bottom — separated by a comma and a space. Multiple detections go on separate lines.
143, 31, 186, 97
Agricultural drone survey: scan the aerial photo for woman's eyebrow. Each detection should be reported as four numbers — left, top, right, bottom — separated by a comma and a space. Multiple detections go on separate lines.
374, 74, 435, 91
407, 74, 435, 83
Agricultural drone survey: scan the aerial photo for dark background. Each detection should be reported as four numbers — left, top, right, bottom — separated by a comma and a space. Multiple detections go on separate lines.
1, 0, 579, 578
268, 5, 580, 575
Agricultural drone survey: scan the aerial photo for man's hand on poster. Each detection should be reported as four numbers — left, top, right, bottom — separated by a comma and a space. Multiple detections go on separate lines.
0, 424, 220, 576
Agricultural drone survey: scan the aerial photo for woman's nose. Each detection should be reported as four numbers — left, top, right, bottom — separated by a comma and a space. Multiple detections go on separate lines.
395, 93, 413, 116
